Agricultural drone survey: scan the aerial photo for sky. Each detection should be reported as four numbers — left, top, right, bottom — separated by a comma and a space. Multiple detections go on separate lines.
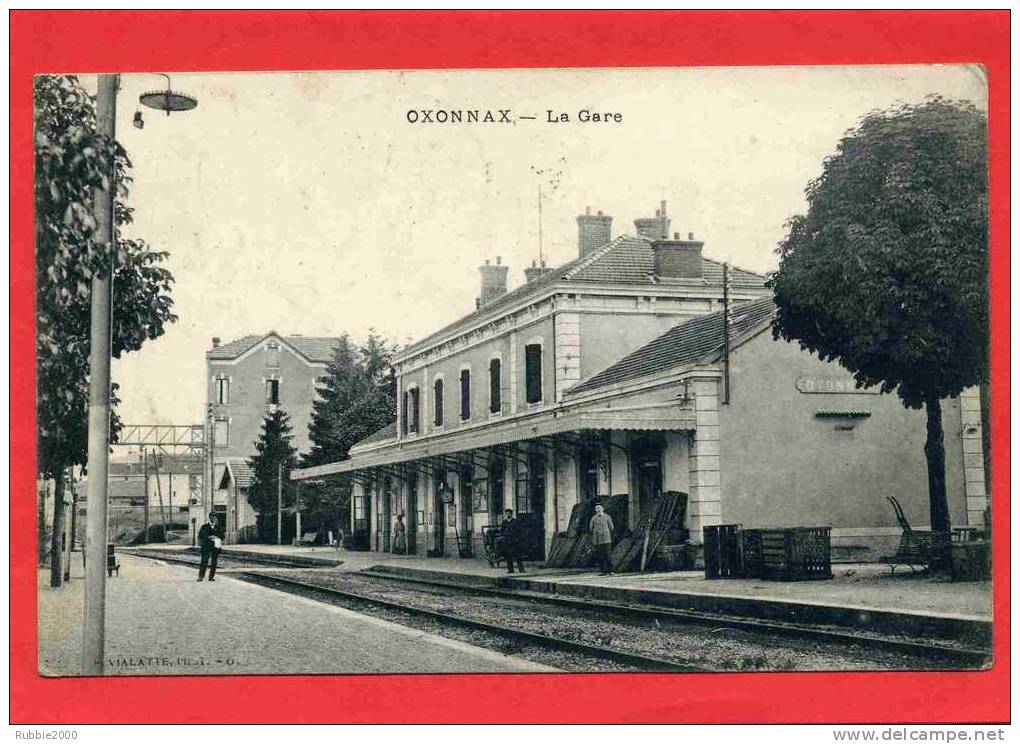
86, 65, 986, 426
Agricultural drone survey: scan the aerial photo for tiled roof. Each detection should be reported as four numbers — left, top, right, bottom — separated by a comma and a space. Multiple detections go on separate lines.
352, 421, 398, 450
208, 334, 342, 363
567, 297, 777, 396
399, 234, 767, 358
223, 459, 254, 489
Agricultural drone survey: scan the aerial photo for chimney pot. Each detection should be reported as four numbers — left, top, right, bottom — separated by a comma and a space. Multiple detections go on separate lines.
212, 336, 221, 348
674, 232, 680, 240
688, 232, 694, 240
652, 236, 704, 279
576, 206, 613, 257
478, 258, 510, 306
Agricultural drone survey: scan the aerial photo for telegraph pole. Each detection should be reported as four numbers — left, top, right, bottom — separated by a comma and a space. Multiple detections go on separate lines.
722, 262, 731, 405
142, 446, 149, 543
82, 73, 118, 676
277, 461, 283, 545
295, 482, 301, 547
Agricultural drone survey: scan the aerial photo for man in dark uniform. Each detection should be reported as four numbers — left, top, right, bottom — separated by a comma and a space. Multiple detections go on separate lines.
500, 508, 525, 574
197, 514, 222, 582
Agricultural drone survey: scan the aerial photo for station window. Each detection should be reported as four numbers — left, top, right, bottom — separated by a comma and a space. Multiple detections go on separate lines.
434, 379, 444, 427
216, 377, 229, 405
213, 417, 229, 446
525, 344, 543, 404
265, 379, 280, 405
489, 358, 502, 413
409, 387, 421, 433
460, 369, 471, 420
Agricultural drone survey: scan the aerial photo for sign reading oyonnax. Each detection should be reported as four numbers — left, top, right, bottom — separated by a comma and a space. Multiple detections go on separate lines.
796, 376, 881, 394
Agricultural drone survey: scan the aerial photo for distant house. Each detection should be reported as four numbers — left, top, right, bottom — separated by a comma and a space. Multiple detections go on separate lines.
206, 332, 343, 541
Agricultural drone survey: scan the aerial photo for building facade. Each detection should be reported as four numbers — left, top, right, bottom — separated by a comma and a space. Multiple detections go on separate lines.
292, 201, 986, 562
206, 332, 342, 541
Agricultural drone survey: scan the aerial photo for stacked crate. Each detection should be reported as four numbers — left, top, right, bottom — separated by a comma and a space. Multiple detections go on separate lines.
742, 526, 832, 581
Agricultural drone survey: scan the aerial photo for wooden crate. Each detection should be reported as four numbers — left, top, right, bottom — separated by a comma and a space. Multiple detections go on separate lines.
743, 527, 832, 581
704, 524, 744, 579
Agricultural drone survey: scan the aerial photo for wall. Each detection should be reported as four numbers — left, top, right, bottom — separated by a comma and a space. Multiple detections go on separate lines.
207, 339, 327, 462
398, 316, 556, 437
718, 330, 969, 553
578, 311, 702, 380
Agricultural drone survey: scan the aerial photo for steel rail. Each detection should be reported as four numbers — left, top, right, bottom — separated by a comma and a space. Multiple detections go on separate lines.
356, 568, 991, 668
236, 569, 701, 672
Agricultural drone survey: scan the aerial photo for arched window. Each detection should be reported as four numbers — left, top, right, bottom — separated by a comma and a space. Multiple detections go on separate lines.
525, 343, 543, 404
434, 378, 444, 427
489, 358, 502, 413
460, 369, 471, 420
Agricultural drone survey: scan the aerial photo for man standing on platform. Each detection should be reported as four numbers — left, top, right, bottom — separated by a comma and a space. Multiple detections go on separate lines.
589, 503, 615, 576
500, 508, 525, 574
197, 514, 222, 582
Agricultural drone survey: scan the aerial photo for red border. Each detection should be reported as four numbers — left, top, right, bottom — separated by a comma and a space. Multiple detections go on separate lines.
10, 11, 1010, 724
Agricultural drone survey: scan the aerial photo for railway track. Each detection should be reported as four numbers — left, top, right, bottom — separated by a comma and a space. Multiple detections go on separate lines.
236, 570, 700, 672
356, 567, 992, 668
127, 551, 990, 671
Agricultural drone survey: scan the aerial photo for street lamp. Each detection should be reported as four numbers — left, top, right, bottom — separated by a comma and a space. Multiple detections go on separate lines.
82, 73, 197, 676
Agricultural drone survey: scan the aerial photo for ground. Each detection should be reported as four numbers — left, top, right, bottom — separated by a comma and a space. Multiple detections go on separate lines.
37, 554, 551, 676
205, 543, 992, 619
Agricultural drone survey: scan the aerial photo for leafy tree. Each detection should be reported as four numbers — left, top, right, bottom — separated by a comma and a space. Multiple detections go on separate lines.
300, 332, 397, 535
35, 75, 177, 585
769, 98, 988, 569
247, 409, 298, 542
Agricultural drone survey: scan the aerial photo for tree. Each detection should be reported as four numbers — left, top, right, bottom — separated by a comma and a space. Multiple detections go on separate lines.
247, 409, 298, 543
769, 98, 988, 570
35, 75, 177, 585
300, 332, 397, 535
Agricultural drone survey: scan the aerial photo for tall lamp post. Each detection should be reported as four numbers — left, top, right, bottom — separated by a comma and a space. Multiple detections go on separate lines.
82, 73, 197, 676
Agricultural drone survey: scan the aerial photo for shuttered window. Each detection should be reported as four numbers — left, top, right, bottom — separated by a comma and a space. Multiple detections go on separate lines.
401, 391, 409, 435
460, 369, 471, 420
489, 359, 501, 413
525, 344, 543, 403
434, 379, 444, 427
409, 387, 421, 433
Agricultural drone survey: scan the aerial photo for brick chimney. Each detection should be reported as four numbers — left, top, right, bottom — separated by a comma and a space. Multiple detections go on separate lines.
652, 232, 704, 279
524, 259, 553, 283
478, 256, 510, 306
634, 200, 671, 240
576, 206, 613, 257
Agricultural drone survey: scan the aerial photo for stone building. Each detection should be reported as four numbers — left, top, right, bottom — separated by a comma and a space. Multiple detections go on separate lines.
206, 332, 342, 541
292, 201, 986, 562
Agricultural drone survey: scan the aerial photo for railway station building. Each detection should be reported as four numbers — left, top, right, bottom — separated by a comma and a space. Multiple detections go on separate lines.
293, 202, 986, 562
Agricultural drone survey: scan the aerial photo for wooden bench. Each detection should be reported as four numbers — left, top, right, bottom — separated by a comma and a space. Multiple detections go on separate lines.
830, 544, 870, 562
880, 530, 933, 574
299, 532, 319, 546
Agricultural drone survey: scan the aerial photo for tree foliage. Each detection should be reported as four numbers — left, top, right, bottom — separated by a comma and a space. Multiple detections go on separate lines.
247, 409, 298, 542
770, 98, 988, 407
35, 75, 177, 583
769, 98, 988, 566
35, 75, 177, 478
300, 332, 397, 533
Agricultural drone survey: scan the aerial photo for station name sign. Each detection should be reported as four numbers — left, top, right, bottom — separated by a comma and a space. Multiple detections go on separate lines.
795, 376, 881, 395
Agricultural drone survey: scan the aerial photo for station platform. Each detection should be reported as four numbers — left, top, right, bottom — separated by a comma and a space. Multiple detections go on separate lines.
136, 543, 992, 642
